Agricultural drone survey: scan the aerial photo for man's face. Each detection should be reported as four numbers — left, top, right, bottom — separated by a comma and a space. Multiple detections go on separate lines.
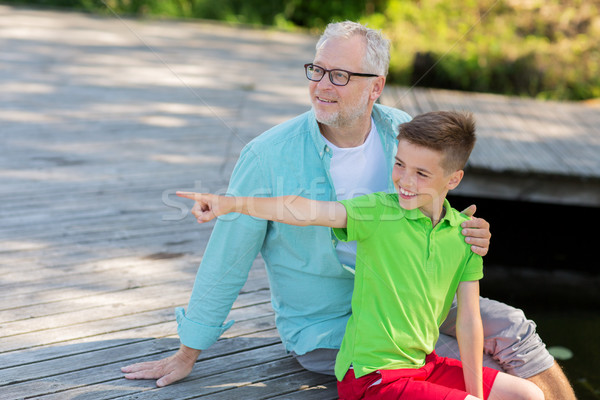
309, 35, 377, 129
392, 139, 462, 220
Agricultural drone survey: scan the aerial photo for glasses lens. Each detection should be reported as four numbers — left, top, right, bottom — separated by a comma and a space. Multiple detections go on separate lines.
330, 70, 350, 86
306, 64, 324, 81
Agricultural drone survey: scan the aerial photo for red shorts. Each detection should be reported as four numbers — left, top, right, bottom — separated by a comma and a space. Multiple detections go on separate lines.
337, 352, 499, 400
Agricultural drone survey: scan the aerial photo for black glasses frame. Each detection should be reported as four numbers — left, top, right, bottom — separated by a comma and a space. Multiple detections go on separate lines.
304, 63, 379, 86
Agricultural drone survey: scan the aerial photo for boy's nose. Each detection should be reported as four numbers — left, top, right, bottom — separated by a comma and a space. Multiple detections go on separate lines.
399, 174, 415, 189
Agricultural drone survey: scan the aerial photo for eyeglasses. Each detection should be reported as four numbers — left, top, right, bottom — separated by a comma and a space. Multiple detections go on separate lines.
304, 63, 379, 86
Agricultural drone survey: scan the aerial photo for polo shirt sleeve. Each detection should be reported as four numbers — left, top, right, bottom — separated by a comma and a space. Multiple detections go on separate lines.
333, 193, 381, 243
177, 143, 269, 350
460, 251, 484, 282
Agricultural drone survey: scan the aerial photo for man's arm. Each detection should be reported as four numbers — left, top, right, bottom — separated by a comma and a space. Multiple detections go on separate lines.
176, 192, 348, 228
460, 205, 491, 257
122, 192, 347, 386
456, 280, 484, 399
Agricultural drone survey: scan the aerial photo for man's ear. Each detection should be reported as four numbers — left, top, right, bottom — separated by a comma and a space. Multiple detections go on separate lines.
447, 170, 464, 191
370, 76, 386, 101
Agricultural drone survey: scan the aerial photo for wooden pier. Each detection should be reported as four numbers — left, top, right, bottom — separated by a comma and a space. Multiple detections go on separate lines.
380, 87, 600, 207
1, 5, 597, 400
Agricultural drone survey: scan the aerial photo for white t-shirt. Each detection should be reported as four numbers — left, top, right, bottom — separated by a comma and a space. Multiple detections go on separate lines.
323, 119, 388, 268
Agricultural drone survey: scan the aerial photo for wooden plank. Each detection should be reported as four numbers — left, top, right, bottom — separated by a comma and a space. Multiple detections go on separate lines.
196, 369, 337, 400
0, 285, 270, 337
380, 85, 600, 180
380, 86, 422, 117
1, 338, 287, 399
0, 259, 267, 320
516, 98, 599, 177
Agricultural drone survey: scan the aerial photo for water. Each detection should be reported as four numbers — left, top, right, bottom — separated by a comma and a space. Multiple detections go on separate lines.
448, 195, 600, 399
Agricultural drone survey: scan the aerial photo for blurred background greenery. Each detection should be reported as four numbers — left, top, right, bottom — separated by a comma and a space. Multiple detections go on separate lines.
7, 0, 600, 101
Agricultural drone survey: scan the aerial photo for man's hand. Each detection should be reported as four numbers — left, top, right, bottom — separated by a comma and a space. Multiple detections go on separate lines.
460, 205, 491, 257
121, 345, 201, 387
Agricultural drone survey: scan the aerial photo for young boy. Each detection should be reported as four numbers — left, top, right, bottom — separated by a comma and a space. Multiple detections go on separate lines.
177, 111, 544, 400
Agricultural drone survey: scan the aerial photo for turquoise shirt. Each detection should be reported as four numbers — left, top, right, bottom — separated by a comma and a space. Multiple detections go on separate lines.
176, 104, 412, 355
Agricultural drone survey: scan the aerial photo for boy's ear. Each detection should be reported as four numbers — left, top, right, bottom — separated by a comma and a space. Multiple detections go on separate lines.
446, 170, 464, 191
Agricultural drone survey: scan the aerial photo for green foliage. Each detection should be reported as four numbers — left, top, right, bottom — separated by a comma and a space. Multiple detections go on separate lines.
365, 0, 600, 100
12, 0, 600, 100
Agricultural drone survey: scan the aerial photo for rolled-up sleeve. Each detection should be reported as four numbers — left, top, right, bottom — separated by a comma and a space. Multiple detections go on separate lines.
176, 307, 235, 349
177, 144, 269, 350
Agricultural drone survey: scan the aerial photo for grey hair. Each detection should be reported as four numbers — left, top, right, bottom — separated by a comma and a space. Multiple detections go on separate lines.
316, 20, 390, 76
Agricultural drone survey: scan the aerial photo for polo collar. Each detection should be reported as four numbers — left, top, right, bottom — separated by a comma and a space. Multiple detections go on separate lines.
401, 198, 459, 227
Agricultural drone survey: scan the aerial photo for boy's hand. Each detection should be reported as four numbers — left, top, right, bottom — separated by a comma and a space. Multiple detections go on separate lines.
176, 191, 227, 223
460, 205, 491, 257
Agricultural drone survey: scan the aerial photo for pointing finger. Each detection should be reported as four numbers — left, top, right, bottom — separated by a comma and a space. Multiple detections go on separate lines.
176, 191, 200, 200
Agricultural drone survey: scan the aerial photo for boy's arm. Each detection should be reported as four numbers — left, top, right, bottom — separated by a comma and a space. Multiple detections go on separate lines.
176, 191, 347, 228
456, 280, 484, 399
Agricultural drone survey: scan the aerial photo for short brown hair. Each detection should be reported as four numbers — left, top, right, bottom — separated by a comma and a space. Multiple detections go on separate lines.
397, 111, 476, 173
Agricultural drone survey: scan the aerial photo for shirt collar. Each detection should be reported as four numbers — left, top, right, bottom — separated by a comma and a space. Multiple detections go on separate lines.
307, 109, 329, 159
371, 103, 398, 142
309, 104, 393, 159
402, 199, 459, 227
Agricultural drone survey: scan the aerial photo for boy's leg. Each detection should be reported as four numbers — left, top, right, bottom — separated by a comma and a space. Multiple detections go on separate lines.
488, 371, 544, 400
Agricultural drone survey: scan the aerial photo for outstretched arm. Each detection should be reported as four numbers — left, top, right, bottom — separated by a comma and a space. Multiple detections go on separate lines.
456, 280, 484, 399
176, 191, 347, 228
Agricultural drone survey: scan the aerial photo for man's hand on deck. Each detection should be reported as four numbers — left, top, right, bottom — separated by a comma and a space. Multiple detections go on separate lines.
460, 205, 491, 257
121, 344, 201, 387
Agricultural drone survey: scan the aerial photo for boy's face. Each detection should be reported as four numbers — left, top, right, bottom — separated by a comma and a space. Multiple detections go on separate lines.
392, 139, 463, 220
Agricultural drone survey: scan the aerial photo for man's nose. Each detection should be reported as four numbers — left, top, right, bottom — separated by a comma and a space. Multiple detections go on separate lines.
317, 73, 336, 88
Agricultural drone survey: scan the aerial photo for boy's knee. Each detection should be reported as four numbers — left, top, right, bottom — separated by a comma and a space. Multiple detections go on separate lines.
490, 373, 545, 400
523, 381, 545, 400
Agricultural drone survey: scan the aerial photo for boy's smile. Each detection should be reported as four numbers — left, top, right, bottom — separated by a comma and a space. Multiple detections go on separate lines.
398, 186, 418, 199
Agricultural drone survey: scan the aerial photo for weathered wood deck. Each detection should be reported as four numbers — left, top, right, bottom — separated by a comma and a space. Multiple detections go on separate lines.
1, 6, 337, 399
1, 5, 598, 400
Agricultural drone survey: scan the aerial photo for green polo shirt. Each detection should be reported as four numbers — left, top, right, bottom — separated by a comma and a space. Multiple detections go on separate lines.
333, 192, 483, 381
